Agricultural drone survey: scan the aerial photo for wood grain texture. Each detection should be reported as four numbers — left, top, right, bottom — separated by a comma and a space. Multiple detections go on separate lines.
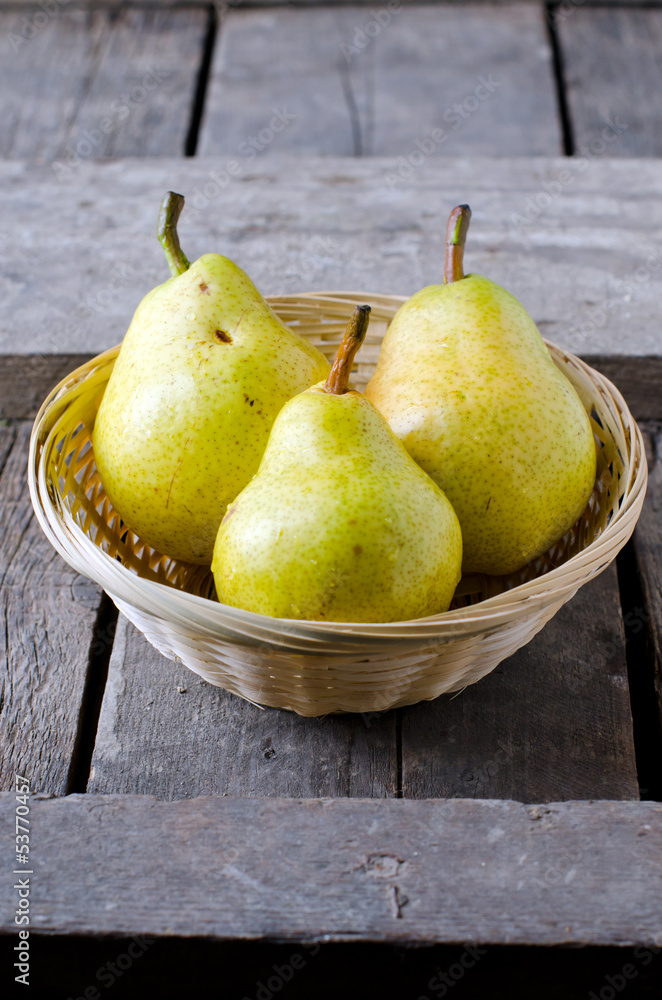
2, 155, 662, 361
5, 353, 662, 422
88, 616, 397, 798
1, 792, 661, 945
0, 6, 207, 162
199, 4, 560, 156
0, 0, 643, 6
366, 3, 559, 156
582, 356, 662, 422
401, 566, 639, 802
0, 354, 98, 420
0, 422, 103, 793
559, 8, 662, 157
634, 427, 662, 730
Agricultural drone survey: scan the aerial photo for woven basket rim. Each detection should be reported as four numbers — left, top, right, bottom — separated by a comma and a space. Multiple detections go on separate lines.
28, 291, 648, 647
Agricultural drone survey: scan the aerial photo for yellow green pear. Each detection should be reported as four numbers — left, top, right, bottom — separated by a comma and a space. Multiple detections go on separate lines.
365, 205, 597, 576
93, 192, 330, 564
213, 306, 462, 622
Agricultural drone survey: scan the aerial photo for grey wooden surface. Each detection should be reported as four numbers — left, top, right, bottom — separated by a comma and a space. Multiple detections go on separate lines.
88, 616, 398, 798
0, 423, 103, 793
0, 0, 661, 961
0, 0, 648, 6
198, 5, 560, 157
0, 6, 207, 161
634, 428, 662, 733
1, 793, 660, 945
560, 8, 662, 158
2, 1, 659, 168
87, 568, 638, 803
2, 155, 662, 413
401, 565, 639, 802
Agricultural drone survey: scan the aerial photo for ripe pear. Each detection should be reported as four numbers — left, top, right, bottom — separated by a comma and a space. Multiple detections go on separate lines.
365, 205, 597, 576
93, 192, 330, 564
212, 306, 462, 623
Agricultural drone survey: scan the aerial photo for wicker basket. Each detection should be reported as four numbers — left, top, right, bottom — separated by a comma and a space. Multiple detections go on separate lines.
29, 292, 647, 716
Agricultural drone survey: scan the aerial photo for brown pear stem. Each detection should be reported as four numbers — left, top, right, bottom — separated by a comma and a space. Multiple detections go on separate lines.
158, 191, 190, 277
324, 305, 371, 395
444, 204, 471, 283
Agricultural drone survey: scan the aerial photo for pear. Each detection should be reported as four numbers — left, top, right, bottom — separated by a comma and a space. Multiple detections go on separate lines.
365, 205, 597, 576
93, 192, 330, 564
212, 306, 462, 623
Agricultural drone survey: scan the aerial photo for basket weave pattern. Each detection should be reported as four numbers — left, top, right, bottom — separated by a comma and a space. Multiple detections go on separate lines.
29, 292, 647, 715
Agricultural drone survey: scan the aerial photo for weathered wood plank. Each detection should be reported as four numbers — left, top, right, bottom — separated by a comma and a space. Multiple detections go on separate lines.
401, 566, 639, 802
0, 422, 103, 793
1, 793, 660, 945
633, 427, 662, 734
0, 8, 106, 161
201, 7, 364, 157
0, 0, 643, 6
559, 8, 662, 157
0, 354, 98, 421
199, 5, 560, 156
6, 351, 662, 427
5, 353, 661, 424
367, 3, 560, 156
581, 356, 662, 422
0, 7, 207, 162
0, 420, 16, 478
2, 155, 662, 359
88, 616, 397, 798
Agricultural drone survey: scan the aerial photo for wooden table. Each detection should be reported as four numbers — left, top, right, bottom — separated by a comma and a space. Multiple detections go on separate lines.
1, 3, 662, 997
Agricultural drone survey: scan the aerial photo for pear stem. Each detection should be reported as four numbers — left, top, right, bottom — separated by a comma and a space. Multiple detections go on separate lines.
158, 191, 190, 277
324, 305, 371, 395
444, 204, 471, 283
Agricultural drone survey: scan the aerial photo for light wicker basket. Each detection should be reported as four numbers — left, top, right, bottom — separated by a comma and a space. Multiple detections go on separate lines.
29, 292, 647, 716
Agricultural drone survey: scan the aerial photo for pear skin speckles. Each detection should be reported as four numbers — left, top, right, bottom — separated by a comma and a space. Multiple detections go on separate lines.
212, 389, 462, 623
365, 275, 597, 575
93, 255, 330, 565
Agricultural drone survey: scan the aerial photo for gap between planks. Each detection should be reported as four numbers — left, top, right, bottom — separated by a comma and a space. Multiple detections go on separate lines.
0, 4, 210, 160
2, 425, 658, 802
87, 562, 638, 803
0, 422, 107, 793
558, 5, 662, 157
629, 426, 662, 797
198, 4, 562, 157
0, 415, 648, 803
